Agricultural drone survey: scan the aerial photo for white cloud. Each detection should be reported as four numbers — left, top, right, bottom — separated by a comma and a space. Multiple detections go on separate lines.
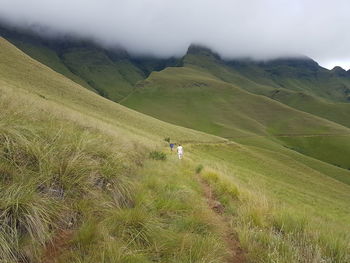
0, 0, 349, 69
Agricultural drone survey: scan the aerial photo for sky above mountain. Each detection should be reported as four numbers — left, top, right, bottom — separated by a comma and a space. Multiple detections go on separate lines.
1, 0, 350, 70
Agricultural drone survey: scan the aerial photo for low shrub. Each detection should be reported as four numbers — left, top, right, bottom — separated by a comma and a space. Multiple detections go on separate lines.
149, 151, 167, 161
195, 164, 204, 174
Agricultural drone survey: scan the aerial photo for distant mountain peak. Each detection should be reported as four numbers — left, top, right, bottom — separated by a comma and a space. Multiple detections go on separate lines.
186, 44, 221, 59
332, 66, 346, 72
331, 66, 348, 77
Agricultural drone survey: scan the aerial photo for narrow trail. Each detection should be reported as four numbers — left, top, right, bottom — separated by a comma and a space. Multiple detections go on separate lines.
41, 229, 74, 263
197, 175, 246, 263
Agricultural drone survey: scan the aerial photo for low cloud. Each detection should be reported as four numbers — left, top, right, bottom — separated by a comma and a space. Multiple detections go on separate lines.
1, 0, 350, 69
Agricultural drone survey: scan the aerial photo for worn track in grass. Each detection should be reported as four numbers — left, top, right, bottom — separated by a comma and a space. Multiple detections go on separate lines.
197, 175, 246, 263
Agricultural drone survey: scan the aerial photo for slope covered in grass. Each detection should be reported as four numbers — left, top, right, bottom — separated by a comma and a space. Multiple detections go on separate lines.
183, 45, 350, 129
122, 64, 350, 168
0, 38, 218, 144
0, 91, 234, 263
0, 37, 228, 262
5, 39, 96, 92
268, 88, 350, 128
60, 46, 145, 101
4, 28, 350, 130
223, 54, 350, 103
0, 26, 182, 103
1, 38, 349, 262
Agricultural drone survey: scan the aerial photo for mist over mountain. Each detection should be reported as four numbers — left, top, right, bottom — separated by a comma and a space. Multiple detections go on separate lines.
1, 0, 350, 69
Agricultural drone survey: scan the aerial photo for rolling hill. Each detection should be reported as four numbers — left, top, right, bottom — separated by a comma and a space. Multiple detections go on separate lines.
0, 36, 349, 263
122, 58, 350, 169
182, 45, 350, 127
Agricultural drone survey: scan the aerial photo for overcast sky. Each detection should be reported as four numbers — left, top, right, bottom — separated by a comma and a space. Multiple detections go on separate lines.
1, 0, 350, 70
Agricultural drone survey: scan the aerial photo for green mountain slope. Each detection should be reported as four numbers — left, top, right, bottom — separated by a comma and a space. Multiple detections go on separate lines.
59, 45, 145, 101
3, 28, 350, 132
183, 45, 350, 128
9, 39, 96, 91
268, 88, 350, 129
122, 64, 350, 169
1, 38, 350, 263
0, 26, 179, 102
225, 55, 350, 103
0, 38, 215, 144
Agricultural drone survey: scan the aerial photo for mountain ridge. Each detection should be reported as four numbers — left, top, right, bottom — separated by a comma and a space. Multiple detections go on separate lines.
2, 26, 350, 135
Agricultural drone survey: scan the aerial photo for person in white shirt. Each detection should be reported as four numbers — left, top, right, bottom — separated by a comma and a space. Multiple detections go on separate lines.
177, 144, 184, 159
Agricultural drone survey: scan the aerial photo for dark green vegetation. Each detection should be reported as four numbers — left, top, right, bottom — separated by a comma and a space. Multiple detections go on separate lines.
0, 24, 350, 263
0, 25, 179, 102
149, 150, 167, 160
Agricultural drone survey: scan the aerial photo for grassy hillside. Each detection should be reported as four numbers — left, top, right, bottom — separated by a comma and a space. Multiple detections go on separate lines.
60, 46, 145, 101
0, 38, 217, 144
225, 56, 350, 103
122, 65, 350, 169
1, 38, 349, 263
4, 30, 350, 130
268, 88, 350, 128
0, 37, 229, 262
183, 46, 350, 129
191, 142, 350, 262
184, 45, 350, 103
5, 39, 96, 92
0, 26, 183, 103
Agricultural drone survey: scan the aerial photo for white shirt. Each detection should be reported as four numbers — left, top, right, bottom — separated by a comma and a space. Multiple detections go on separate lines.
177, 146, 183, 154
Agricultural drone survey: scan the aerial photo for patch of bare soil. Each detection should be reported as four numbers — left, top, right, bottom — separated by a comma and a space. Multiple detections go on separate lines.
198, 176, 246, 263
41, 229, 74, 263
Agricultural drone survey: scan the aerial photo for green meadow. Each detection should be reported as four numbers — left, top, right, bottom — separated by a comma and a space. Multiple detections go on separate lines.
123, 65, 350, 169
0, 38, 349, 263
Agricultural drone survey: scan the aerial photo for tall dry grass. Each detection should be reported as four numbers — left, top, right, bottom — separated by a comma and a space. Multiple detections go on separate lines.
201, 168, 350, 263
0, 93, 143, 262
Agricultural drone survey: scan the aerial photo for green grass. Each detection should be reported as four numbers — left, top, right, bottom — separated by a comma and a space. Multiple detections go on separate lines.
61, 47, 145, 101
0, 98, 138, 261
0, 83, 229, 263
122, 65, 350, 168
1, 38, 350, 262
7, 39, 96, 92
268, 88, 350, 128
5, 33, 182, 104
8, 36, 350, 131
149, 150, 167, 160
184, 47, 350, 129
6, 36, 147, 102
223, 56, 350, 103
0, 38, 227, 262
190, 144, 350, 262
0, 38, 219, 145
277, 135, 350, 170
189, 143, 350, 222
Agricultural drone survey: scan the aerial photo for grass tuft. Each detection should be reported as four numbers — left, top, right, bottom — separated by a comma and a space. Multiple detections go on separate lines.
149, 151, 167, 161
195, 164, 204, 174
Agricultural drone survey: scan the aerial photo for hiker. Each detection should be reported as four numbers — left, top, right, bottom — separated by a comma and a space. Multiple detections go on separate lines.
169, 142, 175, 151
177, 144, 184, 159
